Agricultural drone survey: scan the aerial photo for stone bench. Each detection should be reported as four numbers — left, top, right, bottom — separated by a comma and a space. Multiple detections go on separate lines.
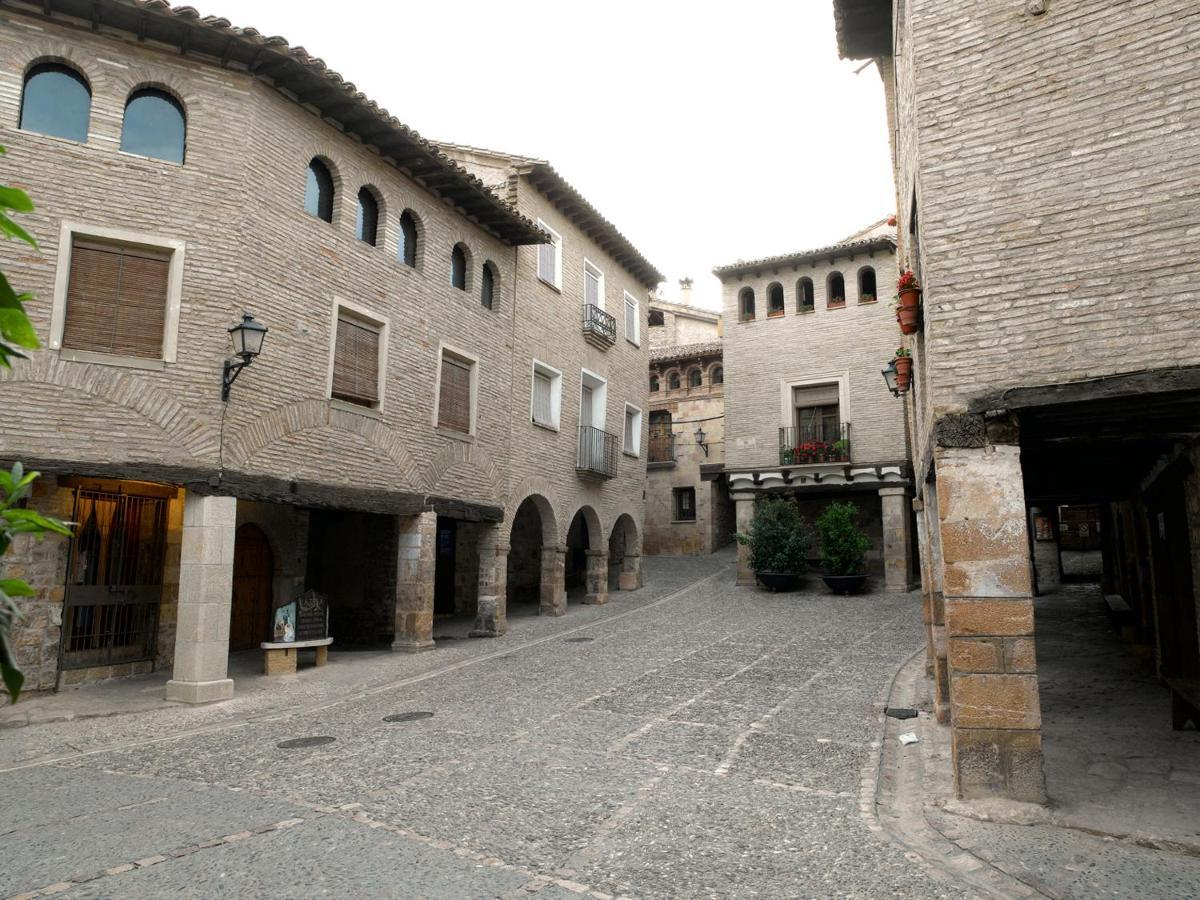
1166, 678, 1200, 731
260, 638, 333, 675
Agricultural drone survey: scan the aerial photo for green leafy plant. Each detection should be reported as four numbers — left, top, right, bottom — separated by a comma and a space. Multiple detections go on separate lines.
894, 346, 911, 358
817, 501, 870, 576
736, 498, 814, 574
1, 463, 70, 702
0, 147, 40, 369
0, 146, 71, 702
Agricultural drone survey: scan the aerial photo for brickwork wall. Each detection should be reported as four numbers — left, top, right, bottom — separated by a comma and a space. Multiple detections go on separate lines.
0, 16, 514, 510
894, 1, 1200, 464
719, 249, 904, 470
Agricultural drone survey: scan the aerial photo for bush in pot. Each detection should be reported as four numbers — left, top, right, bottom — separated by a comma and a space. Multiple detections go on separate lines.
816, 501, 870, 595
736, 498, 814, 592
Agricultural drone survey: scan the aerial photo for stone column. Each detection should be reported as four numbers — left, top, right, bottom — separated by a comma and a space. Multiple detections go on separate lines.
1028, 506, 1062, 594
914, 494, 934, 678
585, 549, 610, 604
165, 493, 237, 704
618, 549, 643, 591
393, 510, 436, 653
471, 526, 508, 638
937, 443, 1046, 803
540, 545, 567, 617
734, 495, 756, 586
924, 480, 951, 724
879, 487, 913, 591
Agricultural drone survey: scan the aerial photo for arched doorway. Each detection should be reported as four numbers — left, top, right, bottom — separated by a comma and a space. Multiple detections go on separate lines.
566, 505, 604, 605
609, 514, 642, 592
506, 495, 562, 616
231, 523, 274, 651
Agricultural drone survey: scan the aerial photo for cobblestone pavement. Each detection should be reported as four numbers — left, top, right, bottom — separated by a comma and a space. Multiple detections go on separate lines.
0, 552, 968, 899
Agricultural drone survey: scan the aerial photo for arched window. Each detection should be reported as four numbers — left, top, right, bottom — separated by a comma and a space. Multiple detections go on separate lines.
767, 282, 785, 317
481, 261, 496, 309
738, 287, 756, 322
827, 272, 846, 308
797, 277, 815, 312
305, 158, 334, 222
120, 88, 185, 163
688, 368, 703, 388
712, 366, 724, 385
648, 309, 665, 327
398, 210, 418, 267
668, 371, 681, 391
356, 187, 379, 245
450, 244, 467, 290
650, 375, 660, 393
858, 266, 877, 302
20, 63, 91, 142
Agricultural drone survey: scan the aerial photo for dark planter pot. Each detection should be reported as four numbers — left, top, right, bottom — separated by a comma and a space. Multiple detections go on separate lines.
821, 574, 868, 595
757, 572, 804, 592
898, 287, 921, 309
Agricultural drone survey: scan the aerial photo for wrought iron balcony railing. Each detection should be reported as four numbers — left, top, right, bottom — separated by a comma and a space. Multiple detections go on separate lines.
648, 433, 675, 464
777, 422, 852, 465
582, 303, 616, 349
577, 425, 618, 478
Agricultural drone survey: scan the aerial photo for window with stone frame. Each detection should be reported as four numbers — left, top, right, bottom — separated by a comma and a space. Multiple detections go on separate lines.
531, 360, 562, 429
673, 487, 696, 522
61, 238, 170, 359
537, 219, 562, 288
438, 352, 474, 434
332, 312, 382, 408
792, 383, 840, 443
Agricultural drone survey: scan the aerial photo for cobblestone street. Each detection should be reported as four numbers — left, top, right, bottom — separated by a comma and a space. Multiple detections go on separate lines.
0, 553, 966, 899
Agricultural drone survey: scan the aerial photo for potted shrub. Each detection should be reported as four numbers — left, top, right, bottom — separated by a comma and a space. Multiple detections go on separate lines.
736, 498, 814, 592
896, 270, 921, 335
831, 438, 851, 462
817, 501, 870, 595
893, 347, 913, 393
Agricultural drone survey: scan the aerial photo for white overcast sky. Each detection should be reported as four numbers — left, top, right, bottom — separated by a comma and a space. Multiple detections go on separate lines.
200, 1, 895, 310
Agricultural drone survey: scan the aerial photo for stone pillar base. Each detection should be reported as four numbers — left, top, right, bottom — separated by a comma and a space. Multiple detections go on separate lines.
470, 594, 506, 638
734, 496, 755, 585
391, 638, 436, 653
165, 678, 234, 704
585, 549, 609, 605
540, 546, 567, 616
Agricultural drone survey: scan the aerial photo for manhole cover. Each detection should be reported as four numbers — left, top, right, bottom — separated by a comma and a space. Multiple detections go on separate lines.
277, 736, 337, 749
383, 711, 435, 723
565, 637, 595, 643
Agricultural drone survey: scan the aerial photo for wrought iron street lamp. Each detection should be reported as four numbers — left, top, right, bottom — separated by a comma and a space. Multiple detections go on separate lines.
694, 425, 710, 456
881, 359, 900, 398
222, 312, 268, 401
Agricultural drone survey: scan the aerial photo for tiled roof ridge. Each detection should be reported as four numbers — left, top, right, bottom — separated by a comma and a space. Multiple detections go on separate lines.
712, 233, 897, 278
650, 340, 724, 363
42, 0, 547, 245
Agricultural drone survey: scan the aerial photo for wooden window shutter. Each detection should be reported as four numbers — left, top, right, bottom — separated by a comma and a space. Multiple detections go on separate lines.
62, 239, 170, 358
538, 241, 556, 284
438, 355, 472, 433
532, 370, 553, 425
332, 314, 380, 406
792, 384, 840, 408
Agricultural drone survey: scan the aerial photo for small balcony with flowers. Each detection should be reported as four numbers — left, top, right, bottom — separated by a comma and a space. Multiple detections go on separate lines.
778, 423, 852, 466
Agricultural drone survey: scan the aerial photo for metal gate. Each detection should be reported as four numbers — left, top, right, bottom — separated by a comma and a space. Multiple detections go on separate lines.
59, 486, 168, 670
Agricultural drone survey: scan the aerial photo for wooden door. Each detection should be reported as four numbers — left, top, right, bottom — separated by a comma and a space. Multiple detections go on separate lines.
231, 524, 273, 651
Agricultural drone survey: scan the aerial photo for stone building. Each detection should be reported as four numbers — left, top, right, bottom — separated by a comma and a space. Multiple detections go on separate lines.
714, 221, 914, 589
643, 288, 733, 556
0, 0, 659, 699
834, 1, 1200, 803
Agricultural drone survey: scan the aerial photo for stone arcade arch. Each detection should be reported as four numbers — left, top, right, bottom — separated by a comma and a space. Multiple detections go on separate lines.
608, 513, 643, 592
566, 505, 608, 606
505, 494, 566, 618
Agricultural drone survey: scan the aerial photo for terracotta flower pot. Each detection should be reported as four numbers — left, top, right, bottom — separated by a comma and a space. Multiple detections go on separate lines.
897, 303, 920, 335
898, 287, 921, 309
894, 355, 913, 392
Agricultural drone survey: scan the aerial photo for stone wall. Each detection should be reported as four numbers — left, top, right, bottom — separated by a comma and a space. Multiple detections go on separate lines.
719, 248, 905, 471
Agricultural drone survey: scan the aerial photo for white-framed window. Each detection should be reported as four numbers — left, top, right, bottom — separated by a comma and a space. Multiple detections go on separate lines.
326, 299, 389, 414
434, 343, 479, 437
584, 258, 604, 309
623, 403, 643, 457
623, 291, 640, 345
49, 221, 186, 369
530, 359, 563, 430
537, 218, 562, 289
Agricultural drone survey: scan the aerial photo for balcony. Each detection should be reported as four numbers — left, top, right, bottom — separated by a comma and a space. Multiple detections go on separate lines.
648, 433, 675, 467
778, 422, 852, 465
582, 303, 616, 349
577, 425, 618, 478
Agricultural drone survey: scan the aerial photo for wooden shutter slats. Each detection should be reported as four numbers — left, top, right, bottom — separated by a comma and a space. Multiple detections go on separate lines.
438, 356, 471, 433
332, 315, 380, 406
532, 371, 553, 424
62, 241, 168, 359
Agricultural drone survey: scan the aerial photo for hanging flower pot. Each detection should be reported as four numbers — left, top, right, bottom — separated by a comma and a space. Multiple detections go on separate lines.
896, 304, 920, 335
897, 270, 921, 308
893, 349, 913, 393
